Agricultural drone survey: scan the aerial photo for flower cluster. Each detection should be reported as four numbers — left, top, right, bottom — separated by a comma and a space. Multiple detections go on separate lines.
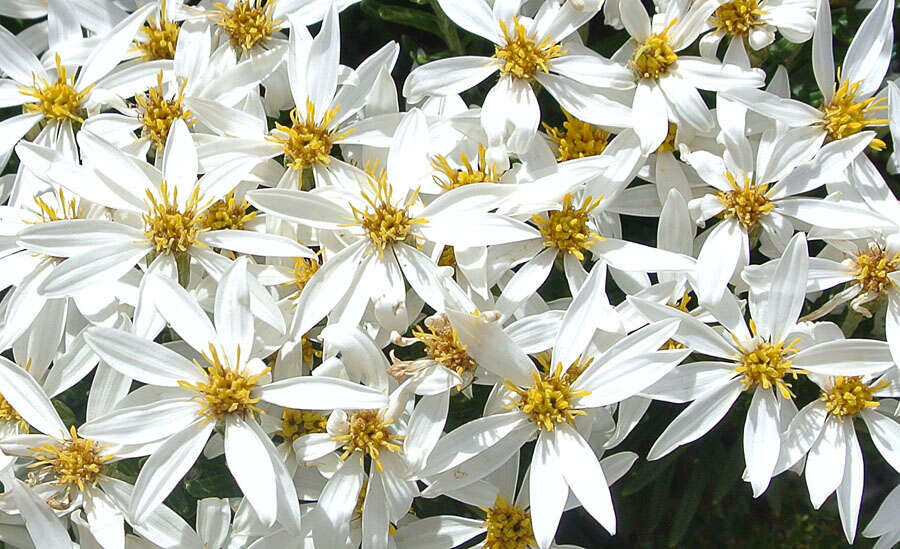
0, 0, 896, 547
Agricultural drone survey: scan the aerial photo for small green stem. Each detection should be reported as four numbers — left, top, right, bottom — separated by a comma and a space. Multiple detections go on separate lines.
429, 0, 464, 56
840, 308, 863, 337
176, 251, 191, 289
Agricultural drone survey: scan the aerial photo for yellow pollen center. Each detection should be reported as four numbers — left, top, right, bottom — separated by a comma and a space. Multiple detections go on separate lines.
853, 244, 900, 295
283, 256, 320, 299
630, 20, 679, 80
143, 181, 208, 255
821, 69, 889, 151
199, 191, 257, 231
656, 123, 678, 153
28, 189, 79, 224
333, 410, 403, 472
350, 172, 425, 256
533, 194, 604, 261
821, 376, 890, 419
493, 17, 564, 80
506, 362, 591, 431
178, 345, 270, 422
716, 172, 773, 229
544, 112, 610, 162
733, 322, 803, 399
269, 100, 352, 177
21, 55, 90, 123
213, 0, 281, 51
431, 144, 500, 190
281, 409, 328, 442
413, 319, 477, 377
0, 394, 26, 431
136, 2, 180, 60
29, 427, 112, 496
136, 72, 193, 151
483, 496, 536, 549
712, 0, 766, 36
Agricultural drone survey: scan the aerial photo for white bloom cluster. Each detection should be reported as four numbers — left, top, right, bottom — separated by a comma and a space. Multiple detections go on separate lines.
0, 0, 896, 547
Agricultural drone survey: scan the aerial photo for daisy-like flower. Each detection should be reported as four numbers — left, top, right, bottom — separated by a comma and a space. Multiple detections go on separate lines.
16, 119, 311, 295
422, 263, 690, 547
403, 0, 634, 152
631, 233, 896, 496
775, 371, 900, 542
614, 0, 766, 153
721, 0, 894, 154
698, 0, 815, 59
79, 259, 388, 528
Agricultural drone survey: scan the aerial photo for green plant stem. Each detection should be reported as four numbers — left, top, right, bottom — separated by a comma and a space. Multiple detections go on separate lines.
840, 308, 863, 337
429, 0, 464, 56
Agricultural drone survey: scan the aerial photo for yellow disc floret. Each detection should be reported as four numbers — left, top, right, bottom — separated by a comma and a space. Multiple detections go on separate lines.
483, 496, 536, 549
711, 0, 766, 36
853, 243, 900, 295
143, 181, 207, 255
333, 410, 403, 472
20, 55, 91, 123
350, 171, 425, 256
213, 0, 281, 51
29, 427, 112, 497
136, 2, 180, 60
28, 189, 79, 224
733, 321, 804, 399
413, 316, 477, 377
494, 17, 565, 80
544, 112, 610, 162
716, 172, 773, 229
431, 144, 500, 190
630, 20, 679, 80
281, 409, 328, 442
179, 345, 270, 422
533, 194, 604, 260
136, 72, 193, 150
821, 69, 888, 151
269, 100, 352, 175
0, 395, 26, 431
506, 363, 591, 431
199, 191, 257, 231
821, 376, 890, 419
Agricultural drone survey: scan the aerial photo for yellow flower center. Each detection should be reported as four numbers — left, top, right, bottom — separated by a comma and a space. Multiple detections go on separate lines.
281, 409, 328, 442
711, 0, 765, 36
821, 69, 889, 151
506, 362, 591, 431
716, 172, 773, 229
136, 2, 180, 60
350, 171, 425, 256
532, 194, 604, 261
853, 243, 900, 295
284, 256, 320, 298
333, 409, 404, 472
483, 496, 536, 549
733, 322, 803, 399
136, 72, 193, 151
821, 376, 890, 419
28, 427, 112, 497
630, 20, 679, 80
0, 395, 26, 431
28, 189, 79, 224
20, 55, 91, 123
143, 181, 208, 255
199, 191, 257, 231
178, 345, 270, 422
544, 112, 610, 162
213, 0, 281, 51
413, 317, 477, 377
268, 100, 352, 177
493, 17, 564, 80
661, 292, 692, 350
656, 123, 678, 153
431, 144, 500, 190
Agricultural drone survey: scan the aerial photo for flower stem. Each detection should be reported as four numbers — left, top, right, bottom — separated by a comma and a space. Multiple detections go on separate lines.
429, 0, 464, 57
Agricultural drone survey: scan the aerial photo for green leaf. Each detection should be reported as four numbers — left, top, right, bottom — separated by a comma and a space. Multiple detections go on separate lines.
360, 1, 442, 38
668, 460, 708, 547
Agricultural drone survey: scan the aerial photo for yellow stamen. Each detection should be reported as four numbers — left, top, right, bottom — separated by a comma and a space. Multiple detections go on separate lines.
143, 181, 208, 255
821, 68, 889, 151
349, 169, 426, 256
733, 320, 804, 399
543, 111, 610, 162
178, 344, 270, 422
135, 1, 180, 60
716, 172, 773, 229
852, 243, 900, 295
412, 316, 477, 377
493, 17, 565, 80
283, 256, 320, 299
630, 19, 679, 80
532, 194, 604, 260
136, 72, 193, 150
482, 496, 536, 549
212, 0, 281, 51
431, 144, 500, 189
268, 99, 353, 177
661, 291, 692, 350
28, 426, 112, 498
20, 55, 91, 123
281, 409, 328, 442
27, 189, 79, 224
711, 0, 766, 36
199, 191, 257, 231
821, 376, 890, 419
505, 362, 591, 431
332, 410, 403, 472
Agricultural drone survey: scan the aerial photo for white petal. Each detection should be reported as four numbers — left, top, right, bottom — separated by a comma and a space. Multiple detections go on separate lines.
225, 416, 277, 527
146, 273, 218, 355
556, 424, 616, 534
306, 2, 340, 115
792, 339, 895, 375
38, 242, 148, 298
258, 376, 388, 410
435, 0, 502, 43
530, 431, 567, 548
648, 381, 742, 460
552, 261, 609, 368
0, 356, 67, 438
161, 119, 198, 198
421, 412, 528, 477
402, 56, 496, 100
862, 410, 900, 473
83, 327, 206, 386
744, 387, 780, 497
836, 427, 863, 543
445, 309, 536, 386
765, 232, 807, 342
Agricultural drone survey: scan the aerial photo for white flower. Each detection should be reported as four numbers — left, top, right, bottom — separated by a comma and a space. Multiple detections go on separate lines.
864, 480, 900, 549
698, 0, 815, 58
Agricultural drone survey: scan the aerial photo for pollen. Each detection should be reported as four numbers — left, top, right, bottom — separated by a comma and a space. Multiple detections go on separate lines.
544, 112, 610, 162
213, 0, 281, 52
29, 427, 112, 497
821, 376, 890, 419
28, 189, 78, 224
821, 69, 889, 151
179, 344, 270, 422
712, 0, 766, 36
716, 172, 773, 229
20, 55, 91, 123
482, 496, 536, 549
135, 1, 180, 60
533, 194, 604, 260
506, 362, 591, 431
284, 256, 320, 299
852, 243, 900, 295
493, 17, 565, 80
0, 394, 26, 431
269, 100, 352, 176
350, 171, 426, 256
630, 19, 679, 80
413, 314, 477, 377
431, 144, 500, 190
281, 409, 328, 443
199, 191, 257, 231
656, 123, 678, 153
333, 409, 404, 472
733, 321, 804, 399
136, 72, 193, 151
143, 181, 208, 255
